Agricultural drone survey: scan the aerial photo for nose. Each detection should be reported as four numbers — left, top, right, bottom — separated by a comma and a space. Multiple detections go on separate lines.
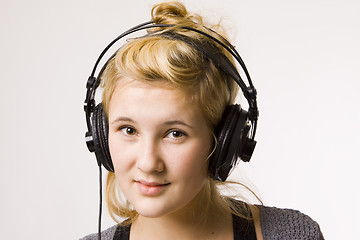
136, 137, 164, 174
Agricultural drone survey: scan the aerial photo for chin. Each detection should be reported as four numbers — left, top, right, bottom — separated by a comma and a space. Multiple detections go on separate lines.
133, 199, 175, 218
132, 187, 208, 219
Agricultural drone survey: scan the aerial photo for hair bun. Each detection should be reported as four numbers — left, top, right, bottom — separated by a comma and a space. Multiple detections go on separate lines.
151, 1, 193, 25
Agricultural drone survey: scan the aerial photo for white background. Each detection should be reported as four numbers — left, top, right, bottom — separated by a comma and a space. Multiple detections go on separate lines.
1, 0, 359, 239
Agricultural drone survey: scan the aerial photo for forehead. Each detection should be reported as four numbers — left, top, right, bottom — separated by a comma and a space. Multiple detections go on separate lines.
110, 76, 189, 103
108, 77, 201, 121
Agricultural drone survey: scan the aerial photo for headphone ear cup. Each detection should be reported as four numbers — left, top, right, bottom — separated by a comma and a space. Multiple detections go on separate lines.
209, 104, 252, 181
91, 103, 114, 172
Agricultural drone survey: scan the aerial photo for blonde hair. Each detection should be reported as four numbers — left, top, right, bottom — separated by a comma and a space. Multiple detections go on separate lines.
101, 1, 260, 225
101, 2, 238, 130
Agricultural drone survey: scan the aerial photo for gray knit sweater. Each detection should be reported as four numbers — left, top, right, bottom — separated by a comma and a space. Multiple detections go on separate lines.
80, 205, 324, 240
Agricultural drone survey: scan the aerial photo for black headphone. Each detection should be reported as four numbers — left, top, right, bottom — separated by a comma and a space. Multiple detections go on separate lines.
84, 21, 258, 182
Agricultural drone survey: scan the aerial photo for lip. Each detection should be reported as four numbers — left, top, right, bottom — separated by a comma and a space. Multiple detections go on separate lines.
135, 180, 170, 196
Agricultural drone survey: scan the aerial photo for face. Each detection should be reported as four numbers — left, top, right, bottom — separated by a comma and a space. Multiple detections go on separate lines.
108, 78, 213, 218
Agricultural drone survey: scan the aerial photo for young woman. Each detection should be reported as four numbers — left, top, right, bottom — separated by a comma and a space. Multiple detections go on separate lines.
82, 1, 323, 239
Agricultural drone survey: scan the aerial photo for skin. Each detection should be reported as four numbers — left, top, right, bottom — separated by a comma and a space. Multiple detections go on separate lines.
107, 77, 262, 239
108, 77, 212, 216
108, 77, 234, 240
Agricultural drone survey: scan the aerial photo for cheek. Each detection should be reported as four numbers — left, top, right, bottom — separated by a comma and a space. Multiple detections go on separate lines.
169, 141, 210, 179
108, 136, 136, 198
108, 133, 131, 173
108, 133, 119, 164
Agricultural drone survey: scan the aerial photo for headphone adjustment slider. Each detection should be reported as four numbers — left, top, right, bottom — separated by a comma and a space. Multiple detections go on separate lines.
248, 107, 259, 121
84, 99, 96, 113
85, 131, 95, 152
246, 86, 257, 99
86, 76, 97, 89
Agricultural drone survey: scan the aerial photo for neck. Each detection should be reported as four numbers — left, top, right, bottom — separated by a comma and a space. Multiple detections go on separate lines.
130, 183, 233, 240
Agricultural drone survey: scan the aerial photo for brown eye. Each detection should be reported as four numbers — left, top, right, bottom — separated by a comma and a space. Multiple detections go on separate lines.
121, 127, 136, 136
167, 130, 186, 139
172, 131, 183, 138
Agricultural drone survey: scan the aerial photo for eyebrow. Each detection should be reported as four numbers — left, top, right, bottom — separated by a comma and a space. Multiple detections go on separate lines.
163, 120, 194, 129
110, 117, 193, 129
110, 117, 135, 125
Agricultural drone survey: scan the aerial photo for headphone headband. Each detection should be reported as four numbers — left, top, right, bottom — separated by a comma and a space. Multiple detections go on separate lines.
84, 21, 258, 140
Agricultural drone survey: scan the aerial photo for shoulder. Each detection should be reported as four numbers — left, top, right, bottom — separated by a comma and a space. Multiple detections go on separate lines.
258, 205, 324, 240
79, 224, 118, 240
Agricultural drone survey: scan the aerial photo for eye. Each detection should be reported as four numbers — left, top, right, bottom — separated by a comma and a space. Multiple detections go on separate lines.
167, 130, 186, 139
120, 126, 137, 136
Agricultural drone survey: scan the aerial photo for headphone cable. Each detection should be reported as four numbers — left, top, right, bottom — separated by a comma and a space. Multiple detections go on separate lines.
98, 165, 102, 240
